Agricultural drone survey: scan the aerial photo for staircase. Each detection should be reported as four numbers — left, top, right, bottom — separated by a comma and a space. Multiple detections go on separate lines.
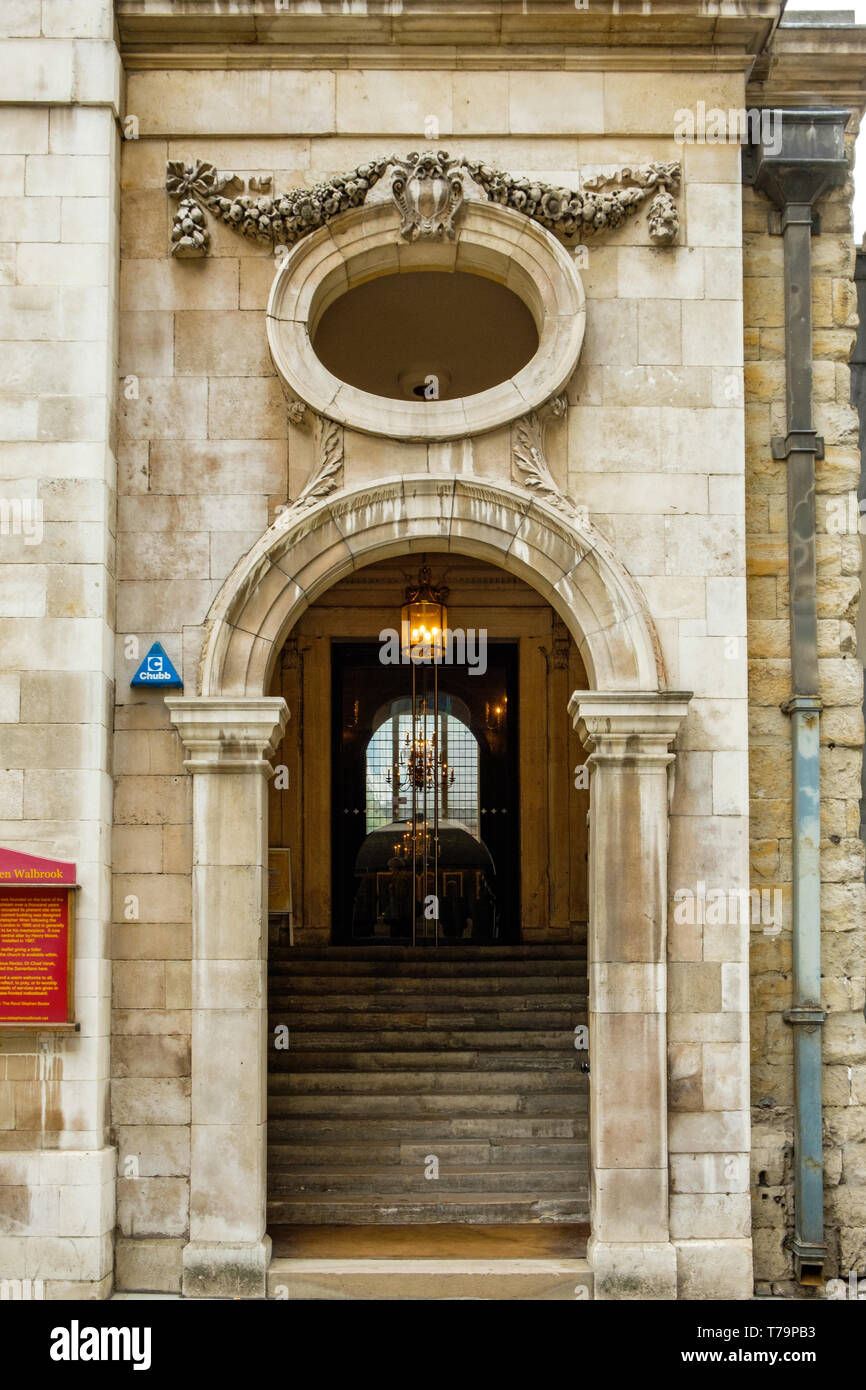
266, 945, 589, 1229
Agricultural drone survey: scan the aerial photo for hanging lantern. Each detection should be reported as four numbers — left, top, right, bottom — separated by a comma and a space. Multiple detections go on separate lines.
401, 564, 449, 662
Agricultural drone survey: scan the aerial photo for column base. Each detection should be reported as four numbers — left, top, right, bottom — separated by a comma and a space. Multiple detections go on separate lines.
588, 1235, 678, 1300
182, 1236, 272, 1299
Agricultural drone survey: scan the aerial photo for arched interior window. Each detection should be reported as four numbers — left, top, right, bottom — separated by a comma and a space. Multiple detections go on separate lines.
365, 695, 480, 838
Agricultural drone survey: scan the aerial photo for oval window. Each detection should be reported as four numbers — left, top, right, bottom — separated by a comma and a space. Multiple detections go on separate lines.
312, 270, 539, 402
267, 199, 586, 440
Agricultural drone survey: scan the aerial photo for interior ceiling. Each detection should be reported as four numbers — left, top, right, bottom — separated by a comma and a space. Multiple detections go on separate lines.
299, 554, 563, 615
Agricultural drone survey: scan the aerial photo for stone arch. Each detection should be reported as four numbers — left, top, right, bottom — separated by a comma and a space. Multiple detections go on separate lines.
198, 474, 665, 698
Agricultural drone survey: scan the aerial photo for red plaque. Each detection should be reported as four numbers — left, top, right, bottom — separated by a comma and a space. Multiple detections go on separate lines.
0, 848, 77, 1027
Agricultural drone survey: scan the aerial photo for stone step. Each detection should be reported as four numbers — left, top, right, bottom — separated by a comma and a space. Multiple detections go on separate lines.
271, 945, 587, 962
267, 1165, 587, 1195
266, 1256, 593, 1300
271, 1009, 587, 1031
266, 1137, 587, 1165
272, 960, 587, 979
271, 991, 587, 1011
277, 1029, 577, 1051
269, 1069, 588, 1095
266, 1091, 587, 1117
270, 1112, 584, 1140
266, 1193, 589, 1225
281, 975, 587, 996
266, 950, 590, 1229
273, 1049, 584, 1072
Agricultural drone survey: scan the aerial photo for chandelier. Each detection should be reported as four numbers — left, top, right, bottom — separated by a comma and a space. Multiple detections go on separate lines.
393, 823, 437, 860
386, 724, 456, 793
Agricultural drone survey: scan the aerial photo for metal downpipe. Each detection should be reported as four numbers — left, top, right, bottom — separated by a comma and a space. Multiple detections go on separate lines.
746, 109, 850, 1283
778, 195, 826, 1287
783, 695, 825, 1282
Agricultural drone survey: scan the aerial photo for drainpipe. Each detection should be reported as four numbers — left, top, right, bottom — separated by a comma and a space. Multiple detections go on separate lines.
744, 108, 850, 1285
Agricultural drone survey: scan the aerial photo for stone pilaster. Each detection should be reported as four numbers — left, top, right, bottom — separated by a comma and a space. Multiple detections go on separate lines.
569, 691, 691, 1300
167, 696, 288, 1299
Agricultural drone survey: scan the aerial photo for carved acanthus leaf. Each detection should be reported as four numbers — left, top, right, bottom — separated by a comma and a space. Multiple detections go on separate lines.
512, 395, 585, 520
294, 417, 344, 509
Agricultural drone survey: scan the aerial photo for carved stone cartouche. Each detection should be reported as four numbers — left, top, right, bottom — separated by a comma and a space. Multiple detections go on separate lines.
390, 151, 465, 241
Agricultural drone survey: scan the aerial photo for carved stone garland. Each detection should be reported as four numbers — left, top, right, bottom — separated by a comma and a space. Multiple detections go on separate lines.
166, 152, 681, 257
165, 157, 390, 257
467, 158, 680, 244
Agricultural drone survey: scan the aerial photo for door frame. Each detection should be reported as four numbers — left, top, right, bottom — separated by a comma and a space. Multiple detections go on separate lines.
329, 638, 521, 944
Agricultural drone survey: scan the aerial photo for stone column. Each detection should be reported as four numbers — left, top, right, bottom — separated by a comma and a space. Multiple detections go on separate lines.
167, 696, 289, 1299
569, 691, 691, 1300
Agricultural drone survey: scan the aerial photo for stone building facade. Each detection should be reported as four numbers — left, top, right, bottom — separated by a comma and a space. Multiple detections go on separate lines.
0, 1, 864, 1301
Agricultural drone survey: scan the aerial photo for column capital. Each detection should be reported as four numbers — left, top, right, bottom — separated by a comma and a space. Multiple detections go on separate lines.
568, 690, 692, 764
166, 696, 289, 774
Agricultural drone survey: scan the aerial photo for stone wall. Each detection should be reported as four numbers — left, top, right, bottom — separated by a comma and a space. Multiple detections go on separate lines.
111, 63, 754, 1296
743, 145, 866, 1293
0, 0, 121, 1297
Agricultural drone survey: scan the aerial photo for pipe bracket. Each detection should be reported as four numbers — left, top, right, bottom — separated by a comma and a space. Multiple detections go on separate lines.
768, 208, 820, 236
782, 694, 823, 716
783, 1005, 826, 1027
771, 431, 824, 460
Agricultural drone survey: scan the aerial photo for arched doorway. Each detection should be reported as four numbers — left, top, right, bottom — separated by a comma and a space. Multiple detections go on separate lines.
266, 553, 589, 948
167, 477, 689, 1300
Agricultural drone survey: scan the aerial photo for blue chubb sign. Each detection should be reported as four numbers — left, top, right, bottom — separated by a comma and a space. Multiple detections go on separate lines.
131, 642, 183, 688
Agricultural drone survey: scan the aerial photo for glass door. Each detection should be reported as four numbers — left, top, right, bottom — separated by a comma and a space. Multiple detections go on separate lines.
331, 641, 519, 945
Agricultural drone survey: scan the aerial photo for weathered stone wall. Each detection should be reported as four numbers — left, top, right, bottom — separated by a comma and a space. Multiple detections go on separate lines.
743, 144, 866, 1293
0, 0, 121, 1297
